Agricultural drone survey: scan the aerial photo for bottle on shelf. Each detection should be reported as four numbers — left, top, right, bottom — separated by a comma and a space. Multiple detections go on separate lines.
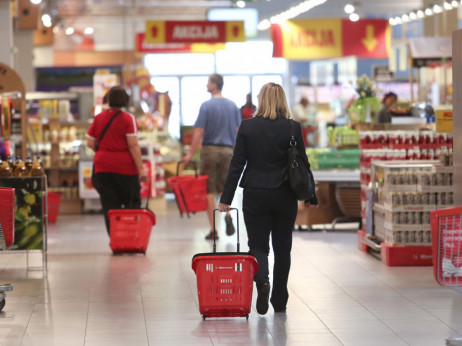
25, 156, 33, 172
0, 159, 12, 177
14, 156, 29, 177
30, 156, 44, 177
7, 156, 14, 172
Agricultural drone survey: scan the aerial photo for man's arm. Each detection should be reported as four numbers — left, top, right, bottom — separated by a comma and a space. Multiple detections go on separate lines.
183, 127, 204, 165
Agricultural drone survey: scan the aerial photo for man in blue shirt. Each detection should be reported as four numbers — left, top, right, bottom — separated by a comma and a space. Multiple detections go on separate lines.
184, 74, 241, 240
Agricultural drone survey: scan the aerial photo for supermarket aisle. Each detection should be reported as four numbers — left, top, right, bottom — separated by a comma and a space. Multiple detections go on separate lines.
0, 195, 462, 346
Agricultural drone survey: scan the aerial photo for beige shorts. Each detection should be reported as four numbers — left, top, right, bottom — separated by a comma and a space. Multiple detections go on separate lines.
200, 145, 233, 194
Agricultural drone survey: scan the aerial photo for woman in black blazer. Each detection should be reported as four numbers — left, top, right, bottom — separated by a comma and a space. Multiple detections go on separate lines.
218, 83, 318, 315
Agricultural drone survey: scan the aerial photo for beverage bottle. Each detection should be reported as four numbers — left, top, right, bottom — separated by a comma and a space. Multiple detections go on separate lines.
25, 156, 33, 172
14, 156, 29, 177
0, 160, 12, 177
30, 157, 44, 176
7, 156, 14, 172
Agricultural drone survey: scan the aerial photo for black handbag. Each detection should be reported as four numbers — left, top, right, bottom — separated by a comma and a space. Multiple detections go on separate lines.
288, 120, 316, 201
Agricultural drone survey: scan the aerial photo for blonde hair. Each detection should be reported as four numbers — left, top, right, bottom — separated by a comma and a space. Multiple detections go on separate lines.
254, 83, 291, 120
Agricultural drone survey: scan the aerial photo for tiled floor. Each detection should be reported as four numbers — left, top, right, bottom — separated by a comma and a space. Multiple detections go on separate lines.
1, 193, 462, 346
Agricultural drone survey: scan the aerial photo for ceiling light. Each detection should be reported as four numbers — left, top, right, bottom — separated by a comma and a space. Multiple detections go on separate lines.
84, 27, 94, 35
416, 10, 425, 18
236, 0, 246, 8
452, 0, 459, 7
401, 14, 410, 22
349, 13, 360, 22
409, 12, 417, 20
389, 18, 396, 25
30, 0, 42, 4
41, 14, 51, 22
444, 2, 453, 10
394, 16, 402, 24
65, 27, 74, 35
425, 8, 433, 16
258, 19, 271, 31
259, 0, 327, 28
344, 4, 355, 14
433, 4, 443, 13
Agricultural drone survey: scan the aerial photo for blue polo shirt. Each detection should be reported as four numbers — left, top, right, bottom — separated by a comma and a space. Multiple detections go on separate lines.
194, 97, 241, 147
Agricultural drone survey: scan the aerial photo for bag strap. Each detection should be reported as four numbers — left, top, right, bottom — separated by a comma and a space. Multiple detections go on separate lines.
289, 119, 297, 148
95, 110, 122, 152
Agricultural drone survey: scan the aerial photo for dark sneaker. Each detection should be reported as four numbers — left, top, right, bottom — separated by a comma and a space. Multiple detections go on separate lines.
225, 214, 235, 236
205, 231, 218, 240
273, 307, 287, 313
256, 283, 270, 315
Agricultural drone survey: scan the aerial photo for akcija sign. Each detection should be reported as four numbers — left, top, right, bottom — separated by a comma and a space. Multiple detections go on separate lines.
145, 20, 245, 44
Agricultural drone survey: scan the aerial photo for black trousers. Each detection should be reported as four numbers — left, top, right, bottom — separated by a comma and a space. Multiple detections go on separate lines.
243, 182, 298, 310
92, 172, 141, 234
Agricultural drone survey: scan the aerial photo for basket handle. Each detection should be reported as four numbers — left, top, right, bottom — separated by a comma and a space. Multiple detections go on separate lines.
213, 208, 239, 253
176, 160, 198, 178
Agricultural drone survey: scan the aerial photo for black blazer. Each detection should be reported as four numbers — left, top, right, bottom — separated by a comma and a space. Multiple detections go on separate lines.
220, 116, 318, 205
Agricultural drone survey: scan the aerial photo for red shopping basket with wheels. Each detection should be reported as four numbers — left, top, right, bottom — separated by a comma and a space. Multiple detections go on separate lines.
167, 161, 208, 217
47, 191, 62, 223
0, 187, 15, 249
192, 208, 258, 320
431, 207, 462, 288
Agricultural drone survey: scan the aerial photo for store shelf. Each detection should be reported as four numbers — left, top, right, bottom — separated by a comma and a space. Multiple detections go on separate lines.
312, 170, 360, 182
374, 203, 437, 213
26, 92, 79, 101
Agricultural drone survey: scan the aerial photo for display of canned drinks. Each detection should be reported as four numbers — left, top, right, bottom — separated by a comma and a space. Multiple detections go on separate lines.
388, 230, 432, 245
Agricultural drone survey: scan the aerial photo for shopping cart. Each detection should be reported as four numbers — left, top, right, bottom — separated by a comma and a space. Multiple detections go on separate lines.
430, 207, 462, 346
167, 161, 208, 218
192, 208, 258, 320
0, 187, 15, 312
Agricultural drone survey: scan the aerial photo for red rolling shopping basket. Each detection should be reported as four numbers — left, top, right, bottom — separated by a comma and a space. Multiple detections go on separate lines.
0, 187, 15, 248
47, 191, 62, 223
430, 207, 462, 288
167, 161, 208, 217
191, 209, 258, 320
108, 209, 156, 254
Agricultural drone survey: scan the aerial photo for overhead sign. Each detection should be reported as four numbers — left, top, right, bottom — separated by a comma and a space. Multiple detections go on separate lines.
135, 33, 225, 54
145, 20, 245, 44
271, 19, 390, 60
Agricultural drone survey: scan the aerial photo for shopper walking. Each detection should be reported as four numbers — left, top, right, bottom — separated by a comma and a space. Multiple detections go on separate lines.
87, 86, 148, 235
183, 74, 241, 240
218, 82, 318, 315
240, 93, 256, 120
376, 92, 397, 124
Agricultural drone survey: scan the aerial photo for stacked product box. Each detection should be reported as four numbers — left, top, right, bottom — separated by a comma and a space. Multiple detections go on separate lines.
372, 162, 453, 248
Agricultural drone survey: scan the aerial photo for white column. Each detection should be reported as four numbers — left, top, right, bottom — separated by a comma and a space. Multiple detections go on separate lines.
0, 0, 14, 67
452, 30, 462, 205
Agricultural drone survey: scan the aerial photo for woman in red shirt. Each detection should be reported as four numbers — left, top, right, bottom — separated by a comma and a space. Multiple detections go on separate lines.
86, 86, 148, 235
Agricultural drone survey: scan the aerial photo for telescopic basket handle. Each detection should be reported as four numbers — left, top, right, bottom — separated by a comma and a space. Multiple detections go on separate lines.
176, 160, 199, 178
212, 208, 239, 253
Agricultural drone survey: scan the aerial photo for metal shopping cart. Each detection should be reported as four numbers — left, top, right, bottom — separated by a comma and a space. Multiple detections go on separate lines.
430, 207, 462, 346
0, 187, 15, 312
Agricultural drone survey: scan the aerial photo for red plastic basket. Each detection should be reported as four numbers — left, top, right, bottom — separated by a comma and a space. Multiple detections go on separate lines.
192, 254, 258, 319
0, 187, 15, 248
167, 175, 208, 216
47, 191, 62, 223
430, 207, 462, 288
108, 209, 156, 254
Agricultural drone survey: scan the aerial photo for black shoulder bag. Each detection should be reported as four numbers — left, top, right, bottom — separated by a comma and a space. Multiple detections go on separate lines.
288, 120, 316, 201
92, 110, 122, 176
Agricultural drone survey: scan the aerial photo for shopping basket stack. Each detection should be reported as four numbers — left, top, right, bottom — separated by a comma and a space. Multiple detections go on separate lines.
47, 191, 62, 223
0, 187, 15, 312
430, 207, 462, 346
192, 208, 258, 320
167, 161, 208, 217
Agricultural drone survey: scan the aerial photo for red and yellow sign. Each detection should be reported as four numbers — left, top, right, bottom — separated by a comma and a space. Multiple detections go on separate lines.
145, 20, 245, 44
135, 33, 225, 54
436, 109, 453, 133
271, 19, 390, 60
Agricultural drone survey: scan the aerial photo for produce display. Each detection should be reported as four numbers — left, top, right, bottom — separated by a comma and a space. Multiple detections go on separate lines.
327, 125, 359, 147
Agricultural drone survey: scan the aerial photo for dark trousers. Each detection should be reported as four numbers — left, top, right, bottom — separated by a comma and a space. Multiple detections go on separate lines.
92, 172, 141, 234
242, 183, 298, 310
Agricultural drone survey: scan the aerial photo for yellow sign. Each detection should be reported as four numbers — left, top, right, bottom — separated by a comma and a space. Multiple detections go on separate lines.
277, 19, 342, 60
436, 110, 453, 133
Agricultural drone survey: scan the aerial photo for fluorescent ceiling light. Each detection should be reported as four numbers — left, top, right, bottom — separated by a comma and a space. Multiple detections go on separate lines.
344, 4, 355, 14
84, 27, 94, 35
65, 27, 74, 35
416, 10, 425, 18
30, 0, 42, 4
236, 0, 246, 8
349, 13, 359, 22
258, 0, 327, 29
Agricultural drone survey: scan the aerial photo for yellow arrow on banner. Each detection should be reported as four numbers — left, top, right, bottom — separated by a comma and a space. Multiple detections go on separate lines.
362, 25, 378, 52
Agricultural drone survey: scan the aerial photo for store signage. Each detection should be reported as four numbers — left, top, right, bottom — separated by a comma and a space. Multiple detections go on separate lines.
135, 33, 225, 54
271, 19, 390, 60
436, 110, 453, 133
145, 20, 245, 44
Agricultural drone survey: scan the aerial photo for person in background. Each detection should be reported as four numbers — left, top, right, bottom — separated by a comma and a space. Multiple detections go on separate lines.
291, 96, 318, 146
86, 86, 148, 235
240, 93, 256, 120
183, 74, 241, 240
376, 92, 398, 124
218, 83, 318, 315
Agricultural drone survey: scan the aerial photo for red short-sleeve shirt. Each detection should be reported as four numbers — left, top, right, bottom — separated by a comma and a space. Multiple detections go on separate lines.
87, 108, 139, 175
